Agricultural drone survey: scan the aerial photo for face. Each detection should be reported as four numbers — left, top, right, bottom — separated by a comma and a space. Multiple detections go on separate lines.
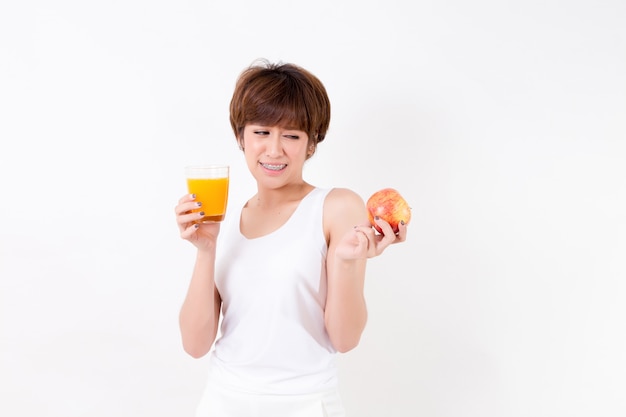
241, 124, 312, 189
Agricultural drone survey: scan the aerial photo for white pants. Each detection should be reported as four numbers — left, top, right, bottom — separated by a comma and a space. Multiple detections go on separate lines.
195, 382, 346, 417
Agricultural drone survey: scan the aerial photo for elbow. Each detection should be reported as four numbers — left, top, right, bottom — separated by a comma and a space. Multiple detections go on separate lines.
334, 340, 360, 353
182, 340, 211, 359
180, 329, 213, 358
331, 333, 362, 353
186, 350, 208, 359
179, 313, 218, 359
326, 314, 367, 353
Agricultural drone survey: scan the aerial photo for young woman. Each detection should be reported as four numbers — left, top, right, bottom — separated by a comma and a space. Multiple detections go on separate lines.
175, 60, 408, 416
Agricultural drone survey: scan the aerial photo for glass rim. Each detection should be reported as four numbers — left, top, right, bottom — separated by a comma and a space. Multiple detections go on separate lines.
184, 164, 229, 170
185, 165, 229, 179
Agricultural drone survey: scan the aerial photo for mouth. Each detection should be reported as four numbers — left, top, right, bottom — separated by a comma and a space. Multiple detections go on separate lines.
260, 162, 287, 171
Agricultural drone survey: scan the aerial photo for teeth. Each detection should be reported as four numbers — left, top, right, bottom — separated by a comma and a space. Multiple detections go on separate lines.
261, 163, 286, 171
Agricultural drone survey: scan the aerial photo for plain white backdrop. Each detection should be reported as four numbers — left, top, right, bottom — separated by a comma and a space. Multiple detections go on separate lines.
1, 1, 625, 416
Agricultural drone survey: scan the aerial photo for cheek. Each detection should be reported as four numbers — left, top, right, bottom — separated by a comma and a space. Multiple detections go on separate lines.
243, 139, 262, 155
285, 142, 309, 157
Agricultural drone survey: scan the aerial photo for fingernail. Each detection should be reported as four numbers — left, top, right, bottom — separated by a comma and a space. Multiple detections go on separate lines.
196, 202, 202, 207
190, 193, 196, 199
374, 216, 380, 220
194, 224, 199, 229
400, 220, 405, 225
198, 211, 205, 217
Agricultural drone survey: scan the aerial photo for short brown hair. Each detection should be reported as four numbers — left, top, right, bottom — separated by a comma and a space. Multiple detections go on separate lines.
229, 60, 331, 146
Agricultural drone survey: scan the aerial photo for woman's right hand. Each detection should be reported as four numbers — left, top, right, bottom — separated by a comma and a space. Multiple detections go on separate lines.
175, 194, 221, 251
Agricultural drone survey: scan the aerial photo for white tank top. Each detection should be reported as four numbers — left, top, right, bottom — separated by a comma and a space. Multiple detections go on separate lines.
207, 187, 338, 395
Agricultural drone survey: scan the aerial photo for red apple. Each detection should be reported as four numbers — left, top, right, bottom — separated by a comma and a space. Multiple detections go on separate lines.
366, 188, 411, 234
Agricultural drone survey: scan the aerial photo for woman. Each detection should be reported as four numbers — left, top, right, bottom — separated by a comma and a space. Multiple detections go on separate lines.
175, 60, 408, 416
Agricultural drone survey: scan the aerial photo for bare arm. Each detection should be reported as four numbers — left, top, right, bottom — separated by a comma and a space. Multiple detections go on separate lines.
175, 194, 223, 358
178, 249, 222, 358
324, 188, 407, 353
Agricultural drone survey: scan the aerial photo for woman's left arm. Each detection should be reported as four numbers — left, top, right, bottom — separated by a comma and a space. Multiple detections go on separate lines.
324, 188, 407, 353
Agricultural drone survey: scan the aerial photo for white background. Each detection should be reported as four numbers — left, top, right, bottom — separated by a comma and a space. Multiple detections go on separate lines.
1, 1, 625, 416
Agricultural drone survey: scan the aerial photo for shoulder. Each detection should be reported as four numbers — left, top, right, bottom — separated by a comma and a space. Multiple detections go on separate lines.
324, 187, 365, 212
323, 188, 368, 236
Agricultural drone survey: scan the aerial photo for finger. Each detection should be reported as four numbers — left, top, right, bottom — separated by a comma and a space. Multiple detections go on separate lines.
179, 223, 200, 239
177, 211, 205, 228
373, 218, 397, 252
394, 221, 408, 243
373, 217, 395, 236
354, 228, 370, 252
176, 210, 205, 234
175, 200, 203, 216
178, 193, 196, 205
354, 225, 377, 244
354, 226, 380, 258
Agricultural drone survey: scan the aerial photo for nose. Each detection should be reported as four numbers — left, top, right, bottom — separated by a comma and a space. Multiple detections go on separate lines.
265, 132, 283, 157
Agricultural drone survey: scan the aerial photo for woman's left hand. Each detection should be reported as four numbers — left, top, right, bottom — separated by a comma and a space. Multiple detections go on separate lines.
335, 217, 408, 260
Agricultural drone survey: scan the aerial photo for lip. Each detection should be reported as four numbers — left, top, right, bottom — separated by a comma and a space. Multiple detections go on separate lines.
259, 162, 287, 172
259, 162, 287, 174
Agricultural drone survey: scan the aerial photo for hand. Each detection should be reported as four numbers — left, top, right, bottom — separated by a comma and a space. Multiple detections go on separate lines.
335, 216, 407, 260
174, 194, 221, 251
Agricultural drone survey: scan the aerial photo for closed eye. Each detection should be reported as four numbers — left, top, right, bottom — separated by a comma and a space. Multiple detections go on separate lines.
253, 130, 270, 136
283, 134, 300, 140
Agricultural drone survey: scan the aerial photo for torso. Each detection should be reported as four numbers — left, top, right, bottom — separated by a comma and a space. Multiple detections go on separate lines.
210, 186, 338, 394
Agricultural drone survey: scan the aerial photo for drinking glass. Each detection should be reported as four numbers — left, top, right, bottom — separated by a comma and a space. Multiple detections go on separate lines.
185, 165, 230, 222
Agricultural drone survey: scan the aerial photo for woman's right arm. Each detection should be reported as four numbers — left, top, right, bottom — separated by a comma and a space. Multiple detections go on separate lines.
175, 194, 222, 358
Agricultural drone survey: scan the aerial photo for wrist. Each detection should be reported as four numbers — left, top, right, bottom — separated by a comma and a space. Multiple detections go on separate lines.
196, 247, 216, 261
334, 256, 366, 270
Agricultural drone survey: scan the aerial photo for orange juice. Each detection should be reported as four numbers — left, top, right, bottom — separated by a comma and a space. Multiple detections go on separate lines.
186, 177, 229, 222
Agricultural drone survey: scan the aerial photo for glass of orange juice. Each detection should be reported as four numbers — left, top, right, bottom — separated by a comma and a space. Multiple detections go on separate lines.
185, 165, 230, 222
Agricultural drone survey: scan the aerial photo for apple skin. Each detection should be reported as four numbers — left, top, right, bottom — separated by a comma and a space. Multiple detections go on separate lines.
366, 188, 411, 234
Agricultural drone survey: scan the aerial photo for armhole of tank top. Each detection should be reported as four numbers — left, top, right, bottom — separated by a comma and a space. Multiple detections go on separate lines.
319, 187, 334, 253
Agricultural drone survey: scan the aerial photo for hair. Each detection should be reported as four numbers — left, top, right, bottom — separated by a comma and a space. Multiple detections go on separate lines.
229, 59, 331, 148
